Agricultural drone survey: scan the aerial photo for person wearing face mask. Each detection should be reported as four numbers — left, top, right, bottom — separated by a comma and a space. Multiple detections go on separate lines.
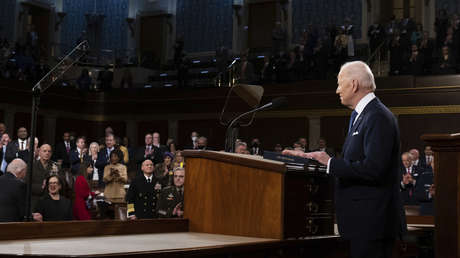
33, 175, 73, 221
195, 136, 212, 150
249, 138, 263, 156
184, 131, 199, 150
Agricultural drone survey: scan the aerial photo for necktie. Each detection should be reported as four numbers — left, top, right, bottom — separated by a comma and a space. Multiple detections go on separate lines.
147, 178, 151, 183
20, 141, 24, 151
407, 167, 411, 175
65, 143, 70, 153
348, 110, 358, 134
1, 146, 7, 172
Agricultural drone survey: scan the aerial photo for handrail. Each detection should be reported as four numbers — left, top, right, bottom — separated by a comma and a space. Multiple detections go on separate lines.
367, 38, 389, 64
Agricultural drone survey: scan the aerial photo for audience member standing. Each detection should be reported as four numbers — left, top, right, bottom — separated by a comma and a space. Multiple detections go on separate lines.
0, 159, 28, 222
157, 167, 185, 218
54, 132, 74, 169
126, 160, 159, 219
0, 133, 11, 175
5, 127, 30, 165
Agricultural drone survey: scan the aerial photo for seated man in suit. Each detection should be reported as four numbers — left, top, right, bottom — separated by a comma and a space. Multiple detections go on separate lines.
157, 167, 185, 218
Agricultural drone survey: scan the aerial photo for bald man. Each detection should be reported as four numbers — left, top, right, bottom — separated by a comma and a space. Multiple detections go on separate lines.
28, 144, 61, 210
285, 61, 405, 258
126, 159, 159, 219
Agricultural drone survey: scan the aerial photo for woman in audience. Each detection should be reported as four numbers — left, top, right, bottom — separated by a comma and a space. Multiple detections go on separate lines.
173, 150, 184, 168
34, 175, 73, 221
73, 161, 98, 220
86, 142, 99, 189
103, 150, 128, 203
155, 152, 174, 187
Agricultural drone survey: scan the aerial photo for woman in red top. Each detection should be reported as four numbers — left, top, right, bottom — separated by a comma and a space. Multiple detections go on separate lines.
73, 162, 98, 220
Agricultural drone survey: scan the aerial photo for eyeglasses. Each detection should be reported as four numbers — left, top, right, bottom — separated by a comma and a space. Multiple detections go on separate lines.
174, 175, 185, 178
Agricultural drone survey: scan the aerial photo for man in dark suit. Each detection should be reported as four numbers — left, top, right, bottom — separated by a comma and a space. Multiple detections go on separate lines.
285, 61, 405, 258
152, 132, 168, 156
0, 133, 11, 175
184, 131, 199, 150
0, 158, 28, 222
95, 133, 123, 188
70, 137, 87, 175
53, 132, 75, 169
409, 148, 426, 170
400, 152, 423, 205
135, 133, 163, 170
5, 127, 29, 165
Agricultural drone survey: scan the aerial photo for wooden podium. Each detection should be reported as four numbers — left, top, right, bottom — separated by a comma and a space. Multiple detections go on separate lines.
421, 133, 460, 258
182, 150, 334, 240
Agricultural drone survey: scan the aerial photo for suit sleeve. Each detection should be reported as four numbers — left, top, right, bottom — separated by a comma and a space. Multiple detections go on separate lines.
330, 112, 396, 184
5, 143, 16, 164
70, 151, 80, 166
95, 152, 107, 171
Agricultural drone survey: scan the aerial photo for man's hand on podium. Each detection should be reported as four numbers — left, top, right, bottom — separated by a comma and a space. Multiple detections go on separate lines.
282, 150, 330, 166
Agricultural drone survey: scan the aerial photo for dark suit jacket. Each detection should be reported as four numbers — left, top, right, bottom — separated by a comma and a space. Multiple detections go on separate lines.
54, 141, 75, 168
70, 149, 88, 175
0, 172, 26, 222
399, 165, 424, 205
415, 171, 434, 216
329, 98, 406, 240
5, 140, 29, 165
134, 146, 163, 167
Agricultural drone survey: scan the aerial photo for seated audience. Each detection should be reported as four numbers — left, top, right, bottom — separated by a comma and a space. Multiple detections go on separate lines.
126, 159, 159, 219
34, 175, 73, 221
103, 150, 128, 202
434, 46, 456, 74
157, 167, 185, 218
0, 159, 29, 222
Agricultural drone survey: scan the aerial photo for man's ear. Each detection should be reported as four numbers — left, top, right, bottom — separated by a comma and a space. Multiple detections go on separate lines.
352, 79, 359, 93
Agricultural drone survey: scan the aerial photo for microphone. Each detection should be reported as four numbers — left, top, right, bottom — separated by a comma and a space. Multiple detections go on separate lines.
253, 96, 287, 112
225, 96, 287, 152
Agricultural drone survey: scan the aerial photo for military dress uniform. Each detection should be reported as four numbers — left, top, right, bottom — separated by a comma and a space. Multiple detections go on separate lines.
126, 175, 159, 219
157, 186, 184, 218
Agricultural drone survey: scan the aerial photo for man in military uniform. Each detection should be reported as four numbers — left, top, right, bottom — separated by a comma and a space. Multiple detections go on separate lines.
126, 159, 161, 219
157, 167, 185, 218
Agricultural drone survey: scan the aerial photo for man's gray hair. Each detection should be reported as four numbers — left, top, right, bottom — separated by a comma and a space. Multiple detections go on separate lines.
6, 158, 27, 175
340, 61, 376, 92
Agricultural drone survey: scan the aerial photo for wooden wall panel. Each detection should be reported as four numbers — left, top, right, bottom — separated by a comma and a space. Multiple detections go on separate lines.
239, 117, 308, 151
137, 120, 169, 147
178, 119, 226, 150
248, 1, 277, 49
320, 116, 349, 154
398, 113, 460, 152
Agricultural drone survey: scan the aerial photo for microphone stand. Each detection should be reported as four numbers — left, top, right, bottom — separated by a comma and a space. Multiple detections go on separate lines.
24, 40, 89, 221
225, 104, 270, 153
